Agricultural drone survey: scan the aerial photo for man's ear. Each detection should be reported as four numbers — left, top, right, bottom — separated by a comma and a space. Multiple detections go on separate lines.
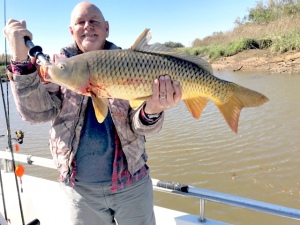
105, 21, 109, 38
69, 26, 74, 36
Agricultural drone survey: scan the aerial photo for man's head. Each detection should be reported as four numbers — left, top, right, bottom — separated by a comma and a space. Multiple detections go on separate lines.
69, 2, 109, 52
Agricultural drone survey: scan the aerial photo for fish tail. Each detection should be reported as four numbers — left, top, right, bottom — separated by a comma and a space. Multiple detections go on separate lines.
216, 83, 269, 133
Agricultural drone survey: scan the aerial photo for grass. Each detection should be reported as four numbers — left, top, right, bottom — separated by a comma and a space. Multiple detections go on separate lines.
180, 14, 300, 61
0, 65, 7, 80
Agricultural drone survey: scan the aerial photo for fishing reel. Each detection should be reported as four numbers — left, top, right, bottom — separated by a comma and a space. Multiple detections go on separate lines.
15, 130, 24, 144
0, 130, 24, 143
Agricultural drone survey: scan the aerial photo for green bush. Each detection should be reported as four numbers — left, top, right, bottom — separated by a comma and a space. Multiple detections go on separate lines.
271, 28, 300, 53
246, 0, 300, 24
258, 39, 273, 48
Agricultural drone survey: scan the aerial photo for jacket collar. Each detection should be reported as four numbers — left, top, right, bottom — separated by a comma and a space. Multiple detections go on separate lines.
60, 40, 121, 58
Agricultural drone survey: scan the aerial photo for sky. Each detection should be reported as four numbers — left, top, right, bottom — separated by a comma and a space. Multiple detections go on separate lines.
0, 0, 258, 57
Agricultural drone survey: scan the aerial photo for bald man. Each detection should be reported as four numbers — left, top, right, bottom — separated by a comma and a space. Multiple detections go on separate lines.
4, 2, 182, 224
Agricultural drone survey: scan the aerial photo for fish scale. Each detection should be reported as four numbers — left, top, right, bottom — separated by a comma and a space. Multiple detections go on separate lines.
44, 29, 268, 133
91, 50, 216, 101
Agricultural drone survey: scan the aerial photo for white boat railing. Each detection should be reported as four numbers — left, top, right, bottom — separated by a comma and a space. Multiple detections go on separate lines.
1, 150, 300, 223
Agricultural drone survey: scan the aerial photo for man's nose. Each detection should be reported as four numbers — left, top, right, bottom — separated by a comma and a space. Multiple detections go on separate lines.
84, 21, 93, 30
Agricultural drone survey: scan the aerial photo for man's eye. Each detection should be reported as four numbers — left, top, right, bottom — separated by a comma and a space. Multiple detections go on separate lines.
76, 21, 85, 25
90, 20, 99, 25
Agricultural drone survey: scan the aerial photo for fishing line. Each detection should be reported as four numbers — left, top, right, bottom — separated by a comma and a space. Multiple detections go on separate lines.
0, 0, 25, 224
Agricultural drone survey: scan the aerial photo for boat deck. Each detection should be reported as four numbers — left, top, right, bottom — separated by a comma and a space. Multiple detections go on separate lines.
1, 151, 300, 225
0, 172, 228, 225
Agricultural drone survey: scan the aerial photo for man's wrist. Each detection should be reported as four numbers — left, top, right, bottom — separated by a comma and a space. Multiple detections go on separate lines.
139, 105, 162, 125
144, 111, 161, 119
11, 58, 30, 65
8, 58, 36, 75
12, 54, 30, 61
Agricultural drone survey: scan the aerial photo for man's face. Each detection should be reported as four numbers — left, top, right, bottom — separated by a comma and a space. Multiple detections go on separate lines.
69, 5, 109, 52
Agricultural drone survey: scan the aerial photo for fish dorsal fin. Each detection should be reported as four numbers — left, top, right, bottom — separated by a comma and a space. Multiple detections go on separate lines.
131, 29, 213, 74
131, 29, 152, 51
91, 95, 108, 123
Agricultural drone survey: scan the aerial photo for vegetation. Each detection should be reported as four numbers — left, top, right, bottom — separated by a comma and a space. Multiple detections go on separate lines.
163, 41, 185, 48
0, 54, 11, 80
0, 53, 10, 65
0, 66, 7, 81
180, 0, 300, 60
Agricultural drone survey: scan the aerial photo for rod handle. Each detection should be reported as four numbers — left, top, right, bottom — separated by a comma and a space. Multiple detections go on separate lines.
24, 36, 43, 58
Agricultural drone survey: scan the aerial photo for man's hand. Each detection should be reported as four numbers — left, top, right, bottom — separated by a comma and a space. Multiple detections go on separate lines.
3, 19, 32, 61
144, 75, 182, 115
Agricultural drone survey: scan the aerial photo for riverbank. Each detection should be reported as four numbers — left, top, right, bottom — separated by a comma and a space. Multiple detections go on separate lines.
210, 49, 300, 74
1, 49, 300, 76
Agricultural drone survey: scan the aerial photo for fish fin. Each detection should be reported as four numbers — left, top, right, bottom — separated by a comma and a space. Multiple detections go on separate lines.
91, 95, 109, 123
129, 94, 152, 109
183, 97, 209, 119
129, 100, 146, 110
131, 29, 151, 50
132, 95, 152, 101
216, 83, 269, 133
131, 29, 213, 74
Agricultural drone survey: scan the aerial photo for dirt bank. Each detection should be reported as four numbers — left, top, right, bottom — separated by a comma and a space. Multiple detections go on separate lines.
210, 49, 300, 74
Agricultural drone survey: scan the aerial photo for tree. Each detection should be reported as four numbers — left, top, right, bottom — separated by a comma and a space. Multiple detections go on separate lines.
163, 41, 185, 48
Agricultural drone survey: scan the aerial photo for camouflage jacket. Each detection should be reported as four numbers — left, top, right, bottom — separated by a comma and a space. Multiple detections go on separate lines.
8, 41, 164, 181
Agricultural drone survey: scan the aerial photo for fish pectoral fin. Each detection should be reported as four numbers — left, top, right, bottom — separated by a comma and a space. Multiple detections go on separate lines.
129, 100, 146, 110
129, 95, 152, 110
91, 95, 108, 123
183, 96, 209, 119
132, 95, 152, 101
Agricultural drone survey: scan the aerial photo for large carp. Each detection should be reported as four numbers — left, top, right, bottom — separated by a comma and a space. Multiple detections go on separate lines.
41, 29, 268, 133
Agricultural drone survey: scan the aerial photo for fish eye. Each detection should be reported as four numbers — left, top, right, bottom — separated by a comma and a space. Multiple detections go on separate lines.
56, 63, 65, 70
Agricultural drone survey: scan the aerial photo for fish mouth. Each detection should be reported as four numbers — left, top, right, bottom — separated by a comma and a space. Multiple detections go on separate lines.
38, 64, 53, 82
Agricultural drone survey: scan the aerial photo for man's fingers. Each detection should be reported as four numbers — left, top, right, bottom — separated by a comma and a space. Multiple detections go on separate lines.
6, 19, 17, 26
164, 76, 175, 103
173, 81, 182, 104
20, 20, 26, 28
158, 76, 166, 99
152, 79, 160, 100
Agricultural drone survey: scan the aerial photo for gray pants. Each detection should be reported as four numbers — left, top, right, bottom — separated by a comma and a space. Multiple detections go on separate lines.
63, 175, 155, 225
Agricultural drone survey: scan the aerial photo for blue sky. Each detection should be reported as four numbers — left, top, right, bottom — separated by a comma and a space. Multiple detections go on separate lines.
0, 0, 258, 56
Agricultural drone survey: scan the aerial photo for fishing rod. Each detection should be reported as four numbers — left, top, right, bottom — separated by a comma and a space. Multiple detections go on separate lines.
0, 0, 26, 224
0, 0, 9, 221
24, 36, 50, 66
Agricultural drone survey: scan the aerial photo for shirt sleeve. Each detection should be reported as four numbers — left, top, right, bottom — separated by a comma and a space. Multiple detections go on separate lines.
139, 104, 162, 125
7, 59, 36, 76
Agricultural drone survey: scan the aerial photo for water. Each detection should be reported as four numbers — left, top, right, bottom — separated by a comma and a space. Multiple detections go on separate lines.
1, 71, 300, 225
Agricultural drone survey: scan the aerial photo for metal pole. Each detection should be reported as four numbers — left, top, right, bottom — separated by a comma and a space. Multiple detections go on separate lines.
152, 178, 300, 220
199, 199, 205, 223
